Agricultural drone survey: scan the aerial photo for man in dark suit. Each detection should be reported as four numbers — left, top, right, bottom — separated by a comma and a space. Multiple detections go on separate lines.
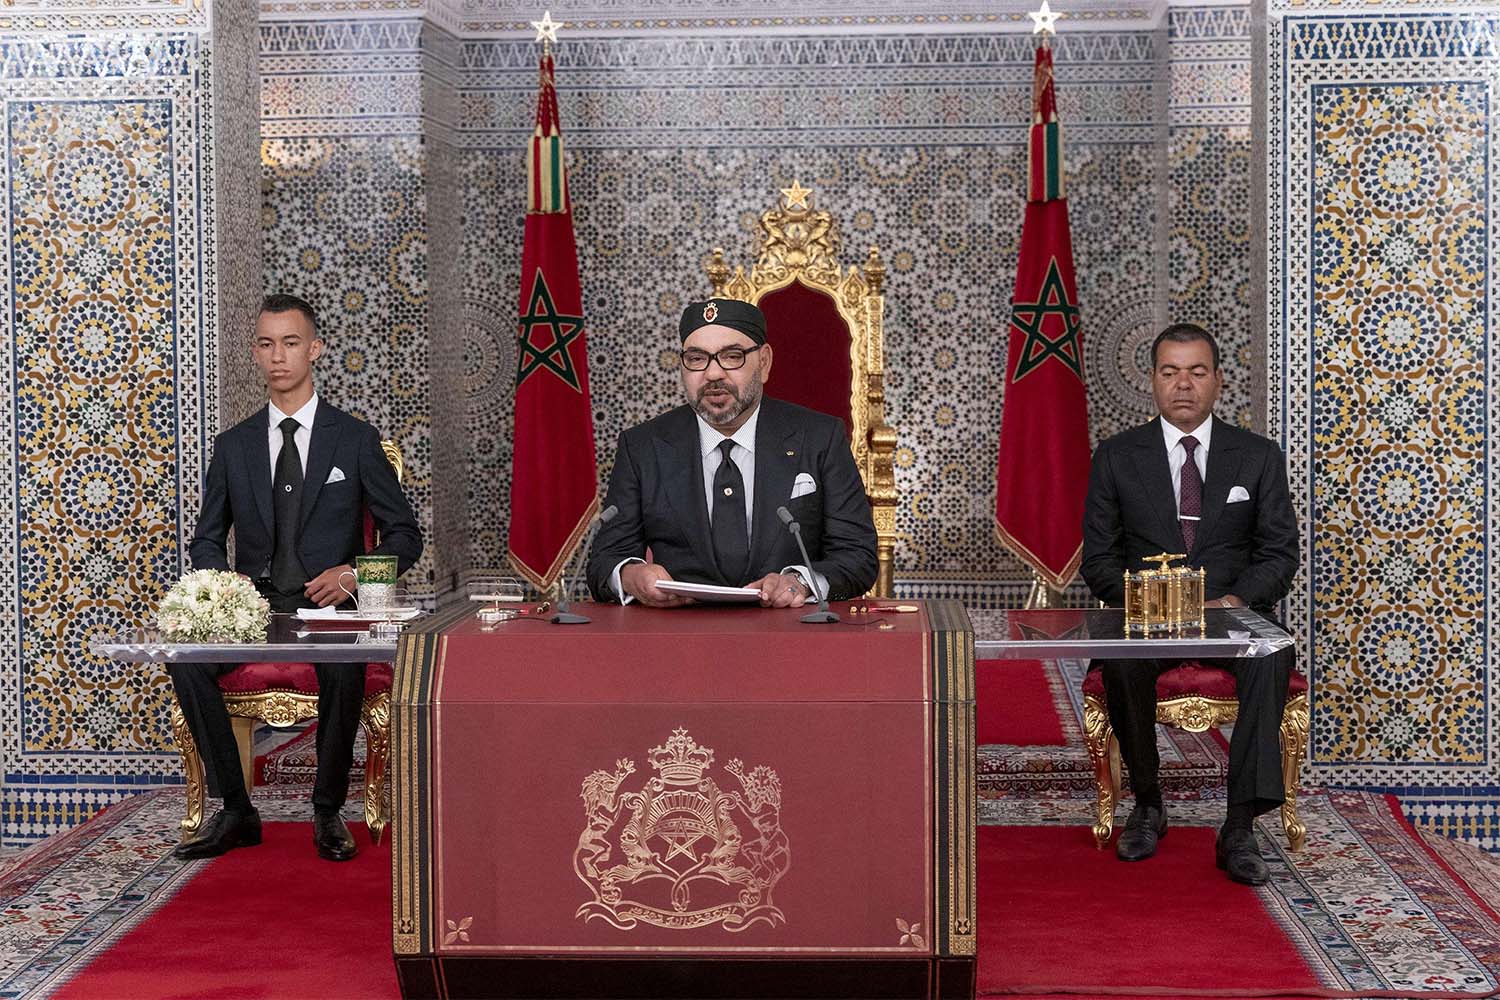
169, 294, 422, 862
1081, 323, 1298, 885
587, 299, 878, 607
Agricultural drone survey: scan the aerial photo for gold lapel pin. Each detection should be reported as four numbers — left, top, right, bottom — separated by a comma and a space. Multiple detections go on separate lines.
785, 450, 795, 457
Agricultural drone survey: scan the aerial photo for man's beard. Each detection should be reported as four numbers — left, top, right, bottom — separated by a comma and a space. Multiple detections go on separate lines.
690, 370, 763, 427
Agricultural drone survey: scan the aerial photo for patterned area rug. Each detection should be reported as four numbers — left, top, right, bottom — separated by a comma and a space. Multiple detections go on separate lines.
978, 658, 1231, 799
979, 791, 1500, 997
0, 788, 364, 999
255, 722, 367, 787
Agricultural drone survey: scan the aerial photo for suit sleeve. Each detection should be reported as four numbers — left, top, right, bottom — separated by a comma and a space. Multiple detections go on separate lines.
1223, 441, 1299, 608
1080, 440, 1126, 605
588, 431, 648, 600
188, 436, 233, 572
361, 427, 423, 576
811, 419, 879, 601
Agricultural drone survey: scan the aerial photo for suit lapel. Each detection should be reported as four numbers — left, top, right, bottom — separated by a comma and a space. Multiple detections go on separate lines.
299, 403, 343, 527
1193, 423, 1244, 557
653, 410, 717, 579
1131, 419, 1184, 552
243, 408, 275, 537
749, 402, 800, 573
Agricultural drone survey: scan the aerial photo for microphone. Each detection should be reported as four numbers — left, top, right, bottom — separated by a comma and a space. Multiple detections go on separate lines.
551, 504, 618, 625
776, 506, 840, 624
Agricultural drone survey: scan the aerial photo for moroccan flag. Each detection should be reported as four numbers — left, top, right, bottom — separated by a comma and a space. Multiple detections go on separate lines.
507, 51, 598, 591
993, 40, 1091, 590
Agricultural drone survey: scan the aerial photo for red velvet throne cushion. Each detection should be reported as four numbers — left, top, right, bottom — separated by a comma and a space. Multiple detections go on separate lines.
1082, 661, 1309, 701
755, 280, 854, 435
218, 660, 393, 698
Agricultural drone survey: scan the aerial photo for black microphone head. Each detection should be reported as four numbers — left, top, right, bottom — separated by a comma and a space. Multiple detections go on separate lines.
776, 505, 794, 525
599, 504, 619, 524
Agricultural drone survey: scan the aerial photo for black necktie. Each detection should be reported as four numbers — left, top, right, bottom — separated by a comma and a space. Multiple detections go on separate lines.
1179, 434, 1202, 552
711, 439, 749, 584
271, 416, 306, 594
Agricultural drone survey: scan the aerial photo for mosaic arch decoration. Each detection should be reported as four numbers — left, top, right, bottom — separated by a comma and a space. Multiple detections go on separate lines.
1269, 11, 1500, 846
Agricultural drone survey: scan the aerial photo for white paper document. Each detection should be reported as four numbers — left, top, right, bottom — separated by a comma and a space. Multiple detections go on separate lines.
653, 580, 763, 603
295, 606, 423, 621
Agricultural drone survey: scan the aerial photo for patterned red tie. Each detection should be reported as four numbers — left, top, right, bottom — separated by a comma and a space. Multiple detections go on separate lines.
1179, 434, 1202, 551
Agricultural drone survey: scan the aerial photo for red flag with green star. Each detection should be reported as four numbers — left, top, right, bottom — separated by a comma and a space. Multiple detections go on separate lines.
507, 51, 598, 591
994, 39, 1091, 590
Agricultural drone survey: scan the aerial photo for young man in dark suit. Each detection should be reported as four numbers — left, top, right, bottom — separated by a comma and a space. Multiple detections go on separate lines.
1081, 323, 1299, 885
587, 299, 878, 607
169, 294, 422, 862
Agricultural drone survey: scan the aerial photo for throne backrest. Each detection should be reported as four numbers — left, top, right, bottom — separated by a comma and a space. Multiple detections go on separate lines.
707, 183, 897, 596
362, 439, 404, 551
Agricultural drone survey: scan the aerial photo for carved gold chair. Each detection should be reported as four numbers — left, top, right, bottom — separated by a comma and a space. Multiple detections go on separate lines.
706, 181, 898, 597
169, 440, 404, 844
1081, 663, 1310, 852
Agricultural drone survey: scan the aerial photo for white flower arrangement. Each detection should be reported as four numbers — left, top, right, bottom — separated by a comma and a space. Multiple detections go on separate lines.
157, 569, 271, 643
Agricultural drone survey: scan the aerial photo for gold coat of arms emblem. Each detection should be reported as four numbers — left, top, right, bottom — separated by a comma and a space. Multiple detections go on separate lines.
574, 728, 790, 931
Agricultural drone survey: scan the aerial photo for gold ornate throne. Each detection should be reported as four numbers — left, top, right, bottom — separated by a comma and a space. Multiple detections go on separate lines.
706, 182, 898, 596
1081, 663, 1310, 852
169, 440, 405, 844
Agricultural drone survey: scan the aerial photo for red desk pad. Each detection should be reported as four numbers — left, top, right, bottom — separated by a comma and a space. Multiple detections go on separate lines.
391, 600, 975, 989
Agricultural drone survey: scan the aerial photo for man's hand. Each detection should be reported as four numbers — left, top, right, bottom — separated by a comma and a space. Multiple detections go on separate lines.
751, 571, 809, 608
1210, 594, 1246, 609
306, 564, 356, 608
620, 562, 694, 608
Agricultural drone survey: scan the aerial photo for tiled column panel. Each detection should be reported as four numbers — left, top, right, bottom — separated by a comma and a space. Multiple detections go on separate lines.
0, 9, 259, 843
1269, 9, 1499, 849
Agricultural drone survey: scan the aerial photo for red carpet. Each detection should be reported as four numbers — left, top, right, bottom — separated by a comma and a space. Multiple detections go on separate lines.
52, 822, 399, 1000
977, 659, 1067, 746
976, 825, 1319, 996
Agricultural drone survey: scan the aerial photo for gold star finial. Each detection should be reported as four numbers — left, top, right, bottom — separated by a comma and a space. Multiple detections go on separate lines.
1029, 0, 1063, 35
531, 10, 563, 44
781, 180, 812, 210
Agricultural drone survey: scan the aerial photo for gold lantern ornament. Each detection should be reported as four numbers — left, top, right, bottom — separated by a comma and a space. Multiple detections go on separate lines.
1123, 553, 1206, 634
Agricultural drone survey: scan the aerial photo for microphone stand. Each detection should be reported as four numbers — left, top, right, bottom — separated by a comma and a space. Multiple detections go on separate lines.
551, 505, 617, 625
777, 506, 840, 624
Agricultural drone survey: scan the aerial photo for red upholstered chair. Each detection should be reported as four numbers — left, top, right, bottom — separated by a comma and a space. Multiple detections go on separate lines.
1081, 661, 1310, 852
169, 440, 404, 844
706, 182, 897, 596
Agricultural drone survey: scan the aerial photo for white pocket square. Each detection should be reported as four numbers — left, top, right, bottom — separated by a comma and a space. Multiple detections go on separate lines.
326, 466, 347, 485
1227, 486, 1250, 503
790, 473, 817, 499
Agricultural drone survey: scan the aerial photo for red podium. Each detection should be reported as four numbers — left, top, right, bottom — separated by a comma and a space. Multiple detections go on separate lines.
390, 600, 975, 999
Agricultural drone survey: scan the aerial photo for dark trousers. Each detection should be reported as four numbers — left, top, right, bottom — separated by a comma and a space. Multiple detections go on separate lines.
1094, 644, 1295, 816
167, 586, 366, 815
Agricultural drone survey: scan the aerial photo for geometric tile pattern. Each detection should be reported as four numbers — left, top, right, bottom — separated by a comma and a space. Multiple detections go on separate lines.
259, 18, 438, 594
0, 26, 248, 843
1269, 13, 1499, 808
456, 31, 1198, 588
1168, 6, 1255, 429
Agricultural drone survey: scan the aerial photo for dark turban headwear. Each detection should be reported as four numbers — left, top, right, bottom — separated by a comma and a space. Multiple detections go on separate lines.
679, 299, 766, 345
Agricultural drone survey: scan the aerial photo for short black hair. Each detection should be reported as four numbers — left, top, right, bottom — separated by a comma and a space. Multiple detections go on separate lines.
258, 293, 319, 337
1151, 322, 1219, 370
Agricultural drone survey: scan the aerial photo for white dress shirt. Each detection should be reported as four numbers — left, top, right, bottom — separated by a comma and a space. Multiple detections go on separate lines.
1160, 413, 1212, 517
267, 393, 318, 481
611, 404, 824, 603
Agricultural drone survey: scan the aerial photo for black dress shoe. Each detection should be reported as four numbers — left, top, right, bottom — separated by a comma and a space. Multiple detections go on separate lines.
1216, 826, 1270, 885
1115, 803, 1167, 861
314, 811, 358, 862
173, 808, 262, 860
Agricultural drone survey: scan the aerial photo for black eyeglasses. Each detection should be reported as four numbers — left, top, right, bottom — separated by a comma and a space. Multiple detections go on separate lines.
679, 344, 763, 371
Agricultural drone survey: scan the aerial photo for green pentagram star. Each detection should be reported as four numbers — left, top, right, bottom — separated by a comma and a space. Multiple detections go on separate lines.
1008, 257, 1083, 384
516, 270, 586, 392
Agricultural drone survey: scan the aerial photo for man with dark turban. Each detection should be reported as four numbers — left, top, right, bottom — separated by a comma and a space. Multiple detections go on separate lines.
587, 299, 879, 607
